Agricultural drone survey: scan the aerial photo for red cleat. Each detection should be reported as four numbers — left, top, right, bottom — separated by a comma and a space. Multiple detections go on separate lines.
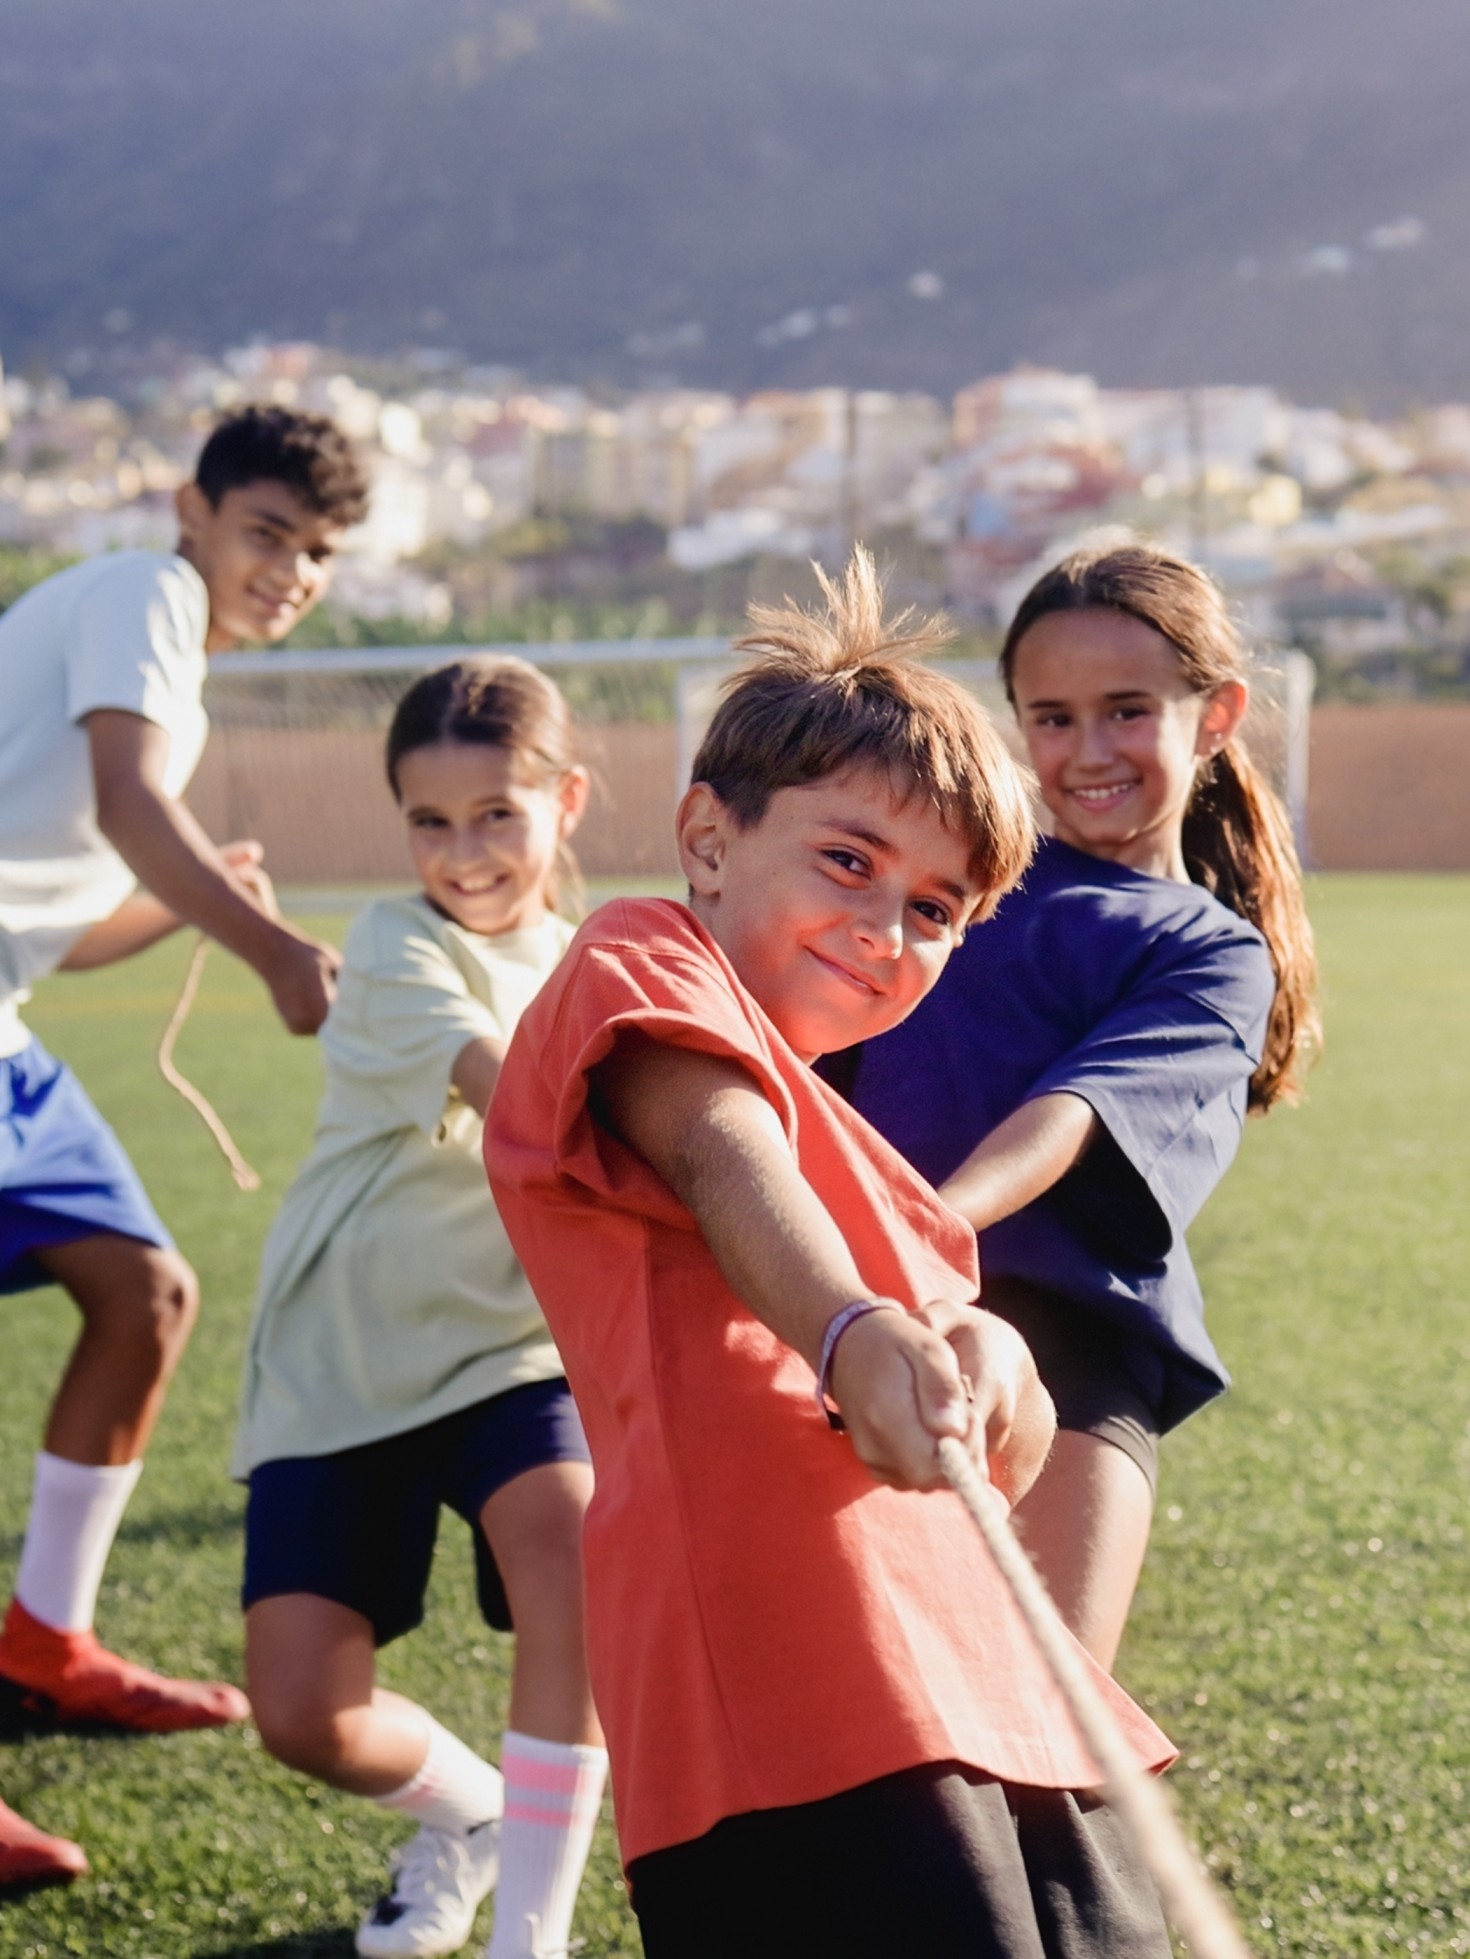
0, 1599, 249, 1734
0, 1797, 88, 1889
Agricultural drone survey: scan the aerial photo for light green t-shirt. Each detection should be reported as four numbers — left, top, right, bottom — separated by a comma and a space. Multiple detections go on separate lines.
232, 894, 575, 1477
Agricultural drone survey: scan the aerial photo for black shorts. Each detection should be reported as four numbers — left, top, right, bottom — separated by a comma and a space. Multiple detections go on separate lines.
629, 1761, 1170, 1958
242, 1379, 589, 1645
983, 1276, 1163, 1494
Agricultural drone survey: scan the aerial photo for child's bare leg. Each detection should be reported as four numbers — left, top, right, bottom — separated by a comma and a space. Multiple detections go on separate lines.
480, 1461, 600, 1745
1010, 1432, 1154, 1671
246, 1594, 427, 1793
249, 1593, 505, 1954
479, 1461, 606, 1959
0, 1233, 245, 1731
35, 1234, 199, 1465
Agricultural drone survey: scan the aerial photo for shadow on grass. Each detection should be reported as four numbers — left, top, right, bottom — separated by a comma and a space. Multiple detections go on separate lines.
201, 1932, 356, 1958
0, 1497, 244, 1566
114, 1498, 246, 1551
0, 1674, 156, 1742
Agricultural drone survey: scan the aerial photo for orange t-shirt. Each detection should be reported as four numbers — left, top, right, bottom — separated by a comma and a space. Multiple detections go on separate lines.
485, 899, 1173, 1866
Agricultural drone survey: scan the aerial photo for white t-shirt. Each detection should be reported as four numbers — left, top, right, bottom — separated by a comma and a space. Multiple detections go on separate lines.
232, 896, 574, 1475
0, 552, 210, 1055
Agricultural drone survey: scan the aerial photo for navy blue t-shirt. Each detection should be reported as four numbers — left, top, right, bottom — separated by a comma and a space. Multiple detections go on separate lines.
840, 837, 1275, 1432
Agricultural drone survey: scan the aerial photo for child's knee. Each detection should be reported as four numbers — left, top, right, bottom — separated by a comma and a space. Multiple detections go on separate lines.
251, 1682, 358, 1777
497, 1518, 587, 1631
125, 1247, 199, 1366
72, 1241, 199, 1365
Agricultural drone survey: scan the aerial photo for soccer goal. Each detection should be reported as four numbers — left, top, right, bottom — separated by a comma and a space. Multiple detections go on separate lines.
195, 638, 728, 890
196, 641, 1315, 893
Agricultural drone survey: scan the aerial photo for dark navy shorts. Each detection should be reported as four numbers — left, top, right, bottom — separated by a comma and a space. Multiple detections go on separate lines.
0, 1039, 172, 1295
242, 1379, 590, 1645
982, 1276, 1163, 1495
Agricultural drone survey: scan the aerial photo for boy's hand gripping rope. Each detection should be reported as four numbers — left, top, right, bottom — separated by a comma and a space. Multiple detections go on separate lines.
935, 1436, 1253, 1959
156, 935, 261, 1193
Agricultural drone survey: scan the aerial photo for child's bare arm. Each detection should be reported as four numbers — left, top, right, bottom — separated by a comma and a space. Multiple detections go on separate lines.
450, 1035, 508, 1118
87, 710, 340, 1032
937, 1092, 1098, 1233
595, 1033, 1053, 1499
57, 842, 276, 970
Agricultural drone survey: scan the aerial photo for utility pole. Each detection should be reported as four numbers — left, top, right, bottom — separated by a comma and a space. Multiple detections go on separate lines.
1186, 388, 1208, 557
842, 387, 860, 552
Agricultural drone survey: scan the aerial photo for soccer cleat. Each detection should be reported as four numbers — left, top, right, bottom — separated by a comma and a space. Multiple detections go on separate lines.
0, 1598, 249, 1733
0, 1797, 88, 1889
355, 1819, 502, 1958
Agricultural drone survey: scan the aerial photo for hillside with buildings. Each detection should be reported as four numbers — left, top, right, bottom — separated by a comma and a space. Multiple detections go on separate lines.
5, 0, 1470, 402
7, 339, 1470, 701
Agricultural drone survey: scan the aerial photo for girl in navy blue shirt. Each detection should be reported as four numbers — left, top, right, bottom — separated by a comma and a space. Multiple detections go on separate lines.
840, 542, 1319, 1668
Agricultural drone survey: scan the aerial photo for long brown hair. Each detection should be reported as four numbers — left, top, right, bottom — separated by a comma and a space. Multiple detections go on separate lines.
385, 656, 583, 915
1000, 542, 1318, 1110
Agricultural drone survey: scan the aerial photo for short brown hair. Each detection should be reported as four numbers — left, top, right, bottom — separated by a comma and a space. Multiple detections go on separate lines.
692, 549, 1035, 915
195, 406, 371, 528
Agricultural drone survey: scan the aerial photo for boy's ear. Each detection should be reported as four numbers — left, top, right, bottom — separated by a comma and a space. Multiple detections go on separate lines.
174, 480, 212, 544
675, 782, 729, 898
1197, 678, 1249, 757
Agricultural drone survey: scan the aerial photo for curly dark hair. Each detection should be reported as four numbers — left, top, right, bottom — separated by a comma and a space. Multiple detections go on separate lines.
194, 406, 371, 526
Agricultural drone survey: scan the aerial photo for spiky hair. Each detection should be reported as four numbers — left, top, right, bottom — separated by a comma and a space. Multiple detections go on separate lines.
691, 547, 1034, 909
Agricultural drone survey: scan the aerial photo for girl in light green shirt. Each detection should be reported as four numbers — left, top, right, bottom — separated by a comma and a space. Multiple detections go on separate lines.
236, 659, 607, 1959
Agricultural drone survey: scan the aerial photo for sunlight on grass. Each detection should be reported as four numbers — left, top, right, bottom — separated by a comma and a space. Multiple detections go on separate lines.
1, 877, 1468, 1955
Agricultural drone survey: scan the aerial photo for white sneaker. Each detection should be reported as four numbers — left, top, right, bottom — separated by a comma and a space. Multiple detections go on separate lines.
356, 1820, 502, 1958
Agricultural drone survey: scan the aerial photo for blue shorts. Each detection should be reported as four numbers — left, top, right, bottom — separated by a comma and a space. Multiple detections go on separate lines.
242, 1380, 590, 1645
0, 1039, 172, 1295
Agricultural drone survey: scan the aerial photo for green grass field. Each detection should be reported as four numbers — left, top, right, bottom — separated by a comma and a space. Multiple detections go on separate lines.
1, 875, 1468, 1958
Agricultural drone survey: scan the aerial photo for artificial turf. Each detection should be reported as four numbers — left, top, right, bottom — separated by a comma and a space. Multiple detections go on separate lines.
0, 875, 1467, 1957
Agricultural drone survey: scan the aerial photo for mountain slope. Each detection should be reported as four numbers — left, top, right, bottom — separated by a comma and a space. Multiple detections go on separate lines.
3, 0, 1470, 401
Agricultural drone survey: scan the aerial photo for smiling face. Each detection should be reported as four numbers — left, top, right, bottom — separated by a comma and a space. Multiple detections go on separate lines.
1010, 607, 1248, 881
678, 764, 979, 1061
175, 477, 344, 651
396, 739, 589, 937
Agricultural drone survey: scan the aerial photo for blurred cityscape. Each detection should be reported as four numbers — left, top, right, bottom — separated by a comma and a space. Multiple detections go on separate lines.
6, 338, 1470, 697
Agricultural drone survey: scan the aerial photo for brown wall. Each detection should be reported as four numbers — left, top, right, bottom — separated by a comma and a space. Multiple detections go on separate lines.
188, 706, 1470, 886
1307, 703, 1470, 872
188, 722, 684, 887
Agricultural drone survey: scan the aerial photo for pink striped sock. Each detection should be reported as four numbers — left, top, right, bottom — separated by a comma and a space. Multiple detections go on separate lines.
487, 1731, 608, 1958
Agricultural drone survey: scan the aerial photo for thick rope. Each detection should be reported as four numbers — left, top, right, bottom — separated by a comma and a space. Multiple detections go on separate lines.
935, 1436, 1252, 1959
156, 935, 261, 1193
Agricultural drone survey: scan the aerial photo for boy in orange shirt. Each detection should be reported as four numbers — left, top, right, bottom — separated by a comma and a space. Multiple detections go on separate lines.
485, 554, 1175, 1956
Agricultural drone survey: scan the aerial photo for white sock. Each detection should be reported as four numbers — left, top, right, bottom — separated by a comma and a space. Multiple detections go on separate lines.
377, 1713, 506, 1837
487, 1731, 608, 1959
13, 1452, 144, 1633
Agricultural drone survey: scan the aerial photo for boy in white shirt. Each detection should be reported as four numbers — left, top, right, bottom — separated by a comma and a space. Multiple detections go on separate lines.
0, 406, 369, 1887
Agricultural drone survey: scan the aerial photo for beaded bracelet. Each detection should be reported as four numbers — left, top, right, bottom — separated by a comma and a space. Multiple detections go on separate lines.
814, 1299, 900, 1431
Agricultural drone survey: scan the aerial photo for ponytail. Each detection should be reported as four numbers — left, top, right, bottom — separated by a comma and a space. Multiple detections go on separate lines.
1003, 541, 1320, 1111
1181, 741, 1319, 1110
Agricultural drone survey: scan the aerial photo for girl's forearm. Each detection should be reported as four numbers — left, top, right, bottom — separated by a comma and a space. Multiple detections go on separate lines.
450, 1035, 508, 1118
937, 1091, 1098, 1233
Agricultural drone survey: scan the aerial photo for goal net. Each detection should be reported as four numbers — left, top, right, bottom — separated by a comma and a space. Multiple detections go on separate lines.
195, 643, 1314, 894
194, 639, 726, 891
